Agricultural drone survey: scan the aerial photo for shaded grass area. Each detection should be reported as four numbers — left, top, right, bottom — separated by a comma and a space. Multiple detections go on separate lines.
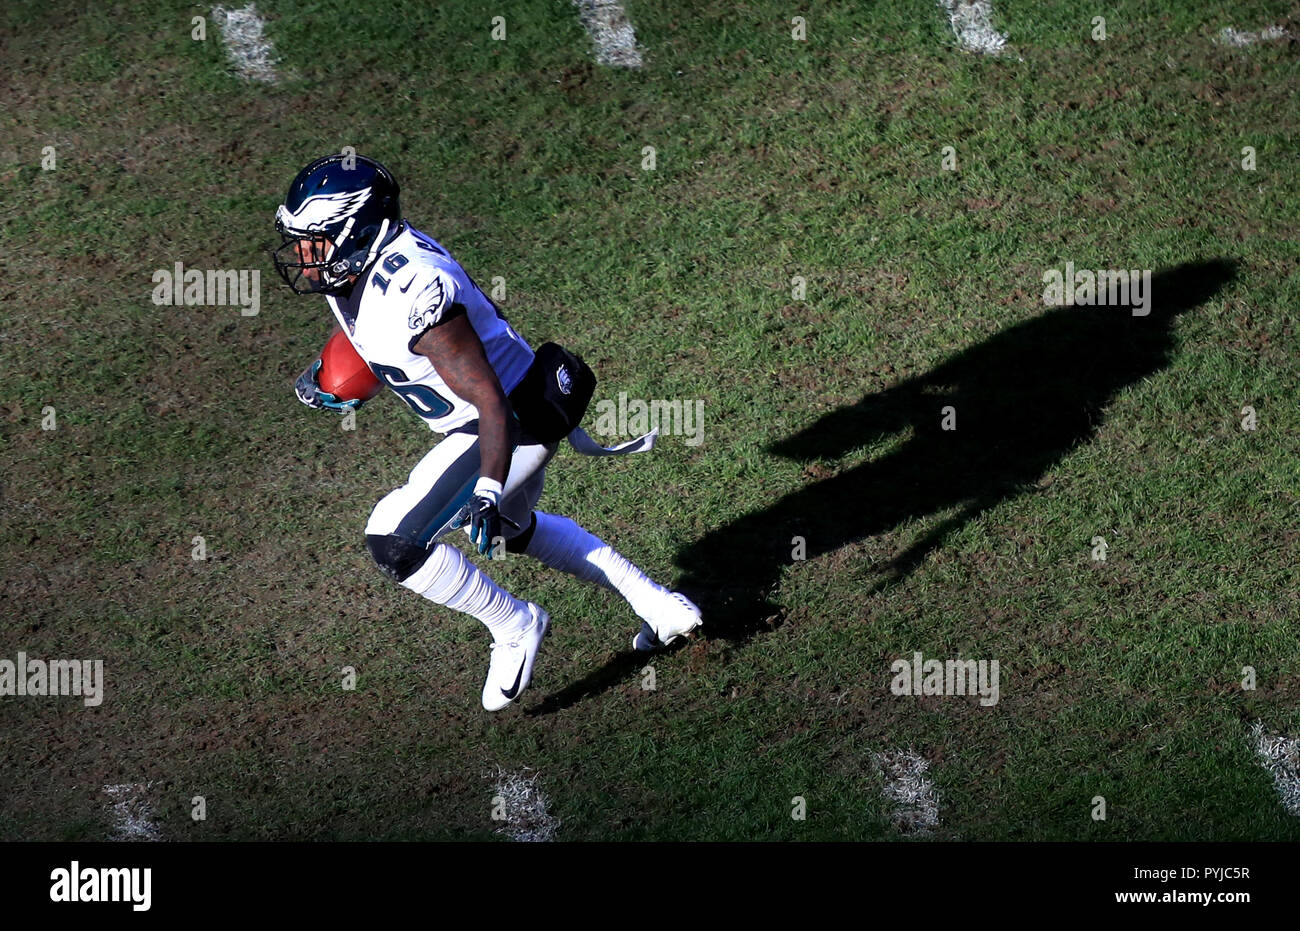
1, 0, 1298, 840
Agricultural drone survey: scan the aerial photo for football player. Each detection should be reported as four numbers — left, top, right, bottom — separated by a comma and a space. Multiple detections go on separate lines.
272, 154, 701, 710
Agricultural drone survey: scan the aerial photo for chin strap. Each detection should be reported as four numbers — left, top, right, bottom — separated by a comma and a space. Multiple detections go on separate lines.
566, 426, 658, 456
360, 218, 391, 272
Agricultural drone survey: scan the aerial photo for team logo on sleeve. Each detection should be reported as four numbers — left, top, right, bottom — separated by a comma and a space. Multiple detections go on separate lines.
408, 275, 448, 330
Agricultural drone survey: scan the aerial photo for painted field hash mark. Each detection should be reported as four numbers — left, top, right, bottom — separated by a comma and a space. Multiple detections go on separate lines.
490, 767, 559, 841
212, 4, 281, 83
1214, 25, 1291, 47
1252, 722, 1300, 817
103, 783, 161, 841
873, 749, 940, 835
937, 0, 1012, 57
573, 0, 643, 68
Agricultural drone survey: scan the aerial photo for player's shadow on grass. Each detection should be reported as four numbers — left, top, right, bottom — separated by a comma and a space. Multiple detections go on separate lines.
672, 258, 1236, 645
529, 258, 1235, 713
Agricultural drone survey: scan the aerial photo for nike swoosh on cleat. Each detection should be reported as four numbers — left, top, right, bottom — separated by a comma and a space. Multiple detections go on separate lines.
500, 657, 527, 699
634, 622, 664, 651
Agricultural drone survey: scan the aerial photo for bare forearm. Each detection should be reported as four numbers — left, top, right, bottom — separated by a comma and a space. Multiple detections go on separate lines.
475, 397, 511, 486
415, 314, 512, 486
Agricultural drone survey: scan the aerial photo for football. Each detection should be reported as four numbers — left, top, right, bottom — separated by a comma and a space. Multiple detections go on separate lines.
318, 329, 382, 403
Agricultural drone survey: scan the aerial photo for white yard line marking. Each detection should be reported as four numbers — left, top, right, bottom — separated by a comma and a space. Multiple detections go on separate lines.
212, 4, 281, 83
937, 0, 1012, 57
491, 768, 560, 841
1214, 25, 1291, 47
873, 749, 940, 835
103, 783, 162, 841
573, 0, 643, 68
1252, 722, 1300, 817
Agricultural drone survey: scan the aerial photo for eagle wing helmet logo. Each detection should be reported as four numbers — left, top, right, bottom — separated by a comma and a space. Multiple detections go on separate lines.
277, 187, 373, 234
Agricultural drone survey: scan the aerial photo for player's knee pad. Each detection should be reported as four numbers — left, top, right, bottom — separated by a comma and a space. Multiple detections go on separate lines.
366, 533, 432, 583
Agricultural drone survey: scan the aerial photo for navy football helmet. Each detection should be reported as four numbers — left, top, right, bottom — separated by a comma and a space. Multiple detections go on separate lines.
272, 154, 401, 294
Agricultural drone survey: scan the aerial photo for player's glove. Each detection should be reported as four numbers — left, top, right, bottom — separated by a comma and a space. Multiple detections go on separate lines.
295, 359, 362, 413
463, 478, 519, 556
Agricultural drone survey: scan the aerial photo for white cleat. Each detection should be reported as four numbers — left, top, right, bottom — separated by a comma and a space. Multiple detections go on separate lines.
632, 591, 702, 652
482, 603, 550, 711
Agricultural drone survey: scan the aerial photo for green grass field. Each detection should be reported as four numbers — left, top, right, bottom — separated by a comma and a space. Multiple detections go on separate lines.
1, 0, 1298, 841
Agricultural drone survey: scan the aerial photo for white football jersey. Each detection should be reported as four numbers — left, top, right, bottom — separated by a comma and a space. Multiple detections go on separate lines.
325, 224, 534, 433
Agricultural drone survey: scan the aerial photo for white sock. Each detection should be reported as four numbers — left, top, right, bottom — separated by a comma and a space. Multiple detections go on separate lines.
524, 511, 667, 619
401, 542, 533, 642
